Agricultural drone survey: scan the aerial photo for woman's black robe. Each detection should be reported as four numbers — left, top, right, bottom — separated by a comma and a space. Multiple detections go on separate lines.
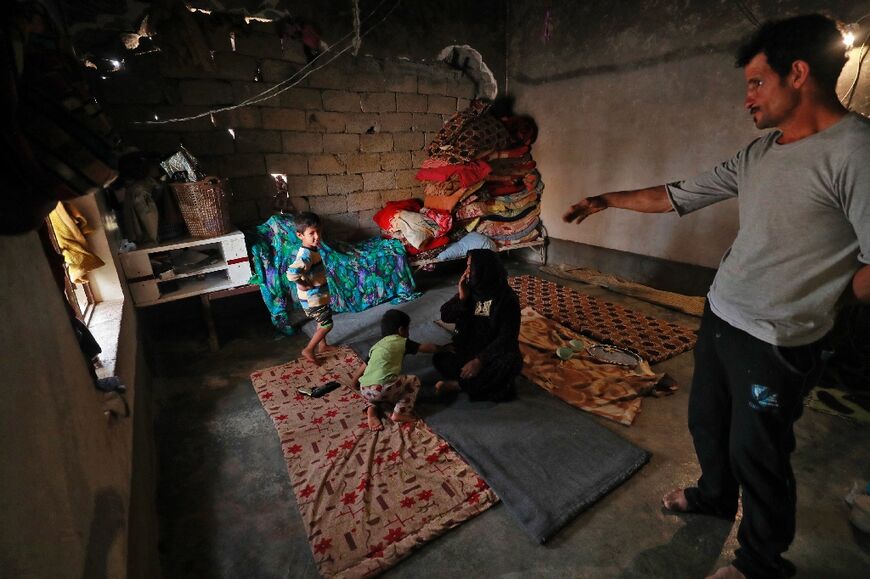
433, 250, 523, 401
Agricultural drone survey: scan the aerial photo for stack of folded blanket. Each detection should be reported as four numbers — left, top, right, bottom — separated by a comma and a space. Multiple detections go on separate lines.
372, 100, 543, 262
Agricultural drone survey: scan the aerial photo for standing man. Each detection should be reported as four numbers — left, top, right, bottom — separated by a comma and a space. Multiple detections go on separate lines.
563, 14, 870, 579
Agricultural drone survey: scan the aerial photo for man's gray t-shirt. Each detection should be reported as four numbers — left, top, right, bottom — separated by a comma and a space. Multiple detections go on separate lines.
666, 112, 870, 347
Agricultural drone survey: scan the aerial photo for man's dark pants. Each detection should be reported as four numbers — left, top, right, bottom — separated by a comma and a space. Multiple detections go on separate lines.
685, 304, 828, 579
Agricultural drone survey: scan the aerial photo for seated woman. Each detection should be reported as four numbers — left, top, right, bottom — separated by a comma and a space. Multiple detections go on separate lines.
434, 249, 523, 401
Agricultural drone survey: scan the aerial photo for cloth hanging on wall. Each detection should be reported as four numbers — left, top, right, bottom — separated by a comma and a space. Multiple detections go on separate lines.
47, 201, 105, 283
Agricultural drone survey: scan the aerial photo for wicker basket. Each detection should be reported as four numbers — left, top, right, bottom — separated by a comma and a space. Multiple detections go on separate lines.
170, 176, 233, 238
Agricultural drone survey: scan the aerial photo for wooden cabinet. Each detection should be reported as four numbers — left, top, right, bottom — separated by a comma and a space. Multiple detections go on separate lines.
118, 231, 251, 307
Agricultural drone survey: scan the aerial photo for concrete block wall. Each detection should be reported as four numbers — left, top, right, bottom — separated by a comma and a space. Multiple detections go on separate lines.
99, 20, 476, 241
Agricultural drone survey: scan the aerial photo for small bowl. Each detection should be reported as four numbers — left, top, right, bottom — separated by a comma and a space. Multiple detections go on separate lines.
568, 339, 585, 351
556, 347, 574, 361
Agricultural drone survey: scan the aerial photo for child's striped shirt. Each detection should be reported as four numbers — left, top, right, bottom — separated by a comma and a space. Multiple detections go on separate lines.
286, 246, 330, 307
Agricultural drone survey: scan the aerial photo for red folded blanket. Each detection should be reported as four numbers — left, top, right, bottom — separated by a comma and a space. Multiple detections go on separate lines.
415, 159, 492, 188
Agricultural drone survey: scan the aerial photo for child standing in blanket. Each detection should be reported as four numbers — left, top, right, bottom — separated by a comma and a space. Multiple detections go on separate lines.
350, 309, 442, 431
287, 212, 337, 365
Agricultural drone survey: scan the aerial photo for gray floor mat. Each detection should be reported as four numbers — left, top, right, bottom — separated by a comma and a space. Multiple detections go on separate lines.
307, 283, 651, 543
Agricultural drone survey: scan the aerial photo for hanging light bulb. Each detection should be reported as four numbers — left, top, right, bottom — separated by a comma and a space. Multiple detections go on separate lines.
843, 30, 856, 48
842, 23, 857, 48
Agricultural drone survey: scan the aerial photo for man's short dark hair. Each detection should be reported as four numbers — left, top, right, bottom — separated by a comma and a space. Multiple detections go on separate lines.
295, 211, 320, 234
735, 13, 847, 93
381, 309, 410, 337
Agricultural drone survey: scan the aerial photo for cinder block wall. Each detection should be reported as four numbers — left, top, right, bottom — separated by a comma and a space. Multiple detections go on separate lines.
98, 19, 477, 241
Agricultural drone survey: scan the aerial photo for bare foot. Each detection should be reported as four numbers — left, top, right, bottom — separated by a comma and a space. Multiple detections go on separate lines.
390, 411, 417, 424
301, 348, 321, 366
661, 488, 690, 513
435, 380, 461, 394
705, 565, 745, 579
662, 487, 736, 520
366, 406, 383, 431
317, 343, 339, 356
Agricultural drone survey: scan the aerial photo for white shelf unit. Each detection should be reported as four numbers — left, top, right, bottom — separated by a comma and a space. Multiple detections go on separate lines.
118, 231, 252, 307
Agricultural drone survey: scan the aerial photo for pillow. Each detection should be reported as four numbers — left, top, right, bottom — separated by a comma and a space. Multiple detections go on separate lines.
372, 198, 421, 231
392, 210, 439, 249
436, 232, 496, 261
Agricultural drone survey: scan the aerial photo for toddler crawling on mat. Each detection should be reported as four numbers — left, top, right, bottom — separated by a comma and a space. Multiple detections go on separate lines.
350, 309, 443, 431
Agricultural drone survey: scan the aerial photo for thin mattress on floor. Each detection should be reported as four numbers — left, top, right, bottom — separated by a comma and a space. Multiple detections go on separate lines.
250, 346, 497, 578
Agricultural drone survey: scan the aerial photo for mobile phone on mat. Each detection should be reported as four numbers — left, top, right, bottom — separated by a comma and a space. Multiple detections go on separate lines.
298, 381, 342, 398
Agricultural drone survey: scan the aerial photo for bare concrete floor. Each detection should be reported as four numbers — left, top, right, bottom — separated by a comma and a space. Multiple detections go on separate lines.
147, 261, 870, 578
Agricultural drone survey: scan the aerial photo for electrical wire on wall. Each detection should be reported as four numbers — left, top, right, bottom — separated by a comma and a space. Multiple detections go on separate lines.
134, 0, 402, 125
351, 0, 362, 56
731, 0, 760, 28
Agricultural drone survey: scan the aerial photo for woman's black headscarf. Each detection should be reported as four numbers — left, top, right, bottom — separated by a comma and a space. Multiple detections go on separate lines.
467, 249, 509, 301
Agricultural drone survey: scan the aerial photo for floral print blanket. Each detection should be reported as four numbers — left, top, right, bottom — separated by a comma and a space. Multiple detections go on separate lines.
250, 347, 497, 578
250, 215, 421, 335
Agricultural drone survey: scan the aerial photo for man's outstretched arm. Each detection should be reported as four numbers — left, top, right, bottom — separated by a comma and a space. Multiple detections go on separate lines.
562, 185, 674, 224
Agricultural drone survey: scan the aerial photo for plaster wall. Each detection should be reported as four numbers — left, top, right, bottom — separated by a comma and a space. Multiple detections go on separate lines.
508, 1, 870, 269
0, 232, 145, 578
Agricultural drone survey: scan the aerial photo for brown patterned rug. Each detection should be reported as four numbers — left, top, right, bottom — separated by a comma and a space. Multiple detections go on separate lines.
250, 346, 497, 578
508, 275, 697, 363
519, 308, 676, 426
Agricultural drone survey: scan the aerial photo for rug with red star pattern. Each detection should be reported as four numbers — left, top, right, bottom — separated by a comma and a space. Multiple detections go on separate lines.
250, 346, 497, 578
